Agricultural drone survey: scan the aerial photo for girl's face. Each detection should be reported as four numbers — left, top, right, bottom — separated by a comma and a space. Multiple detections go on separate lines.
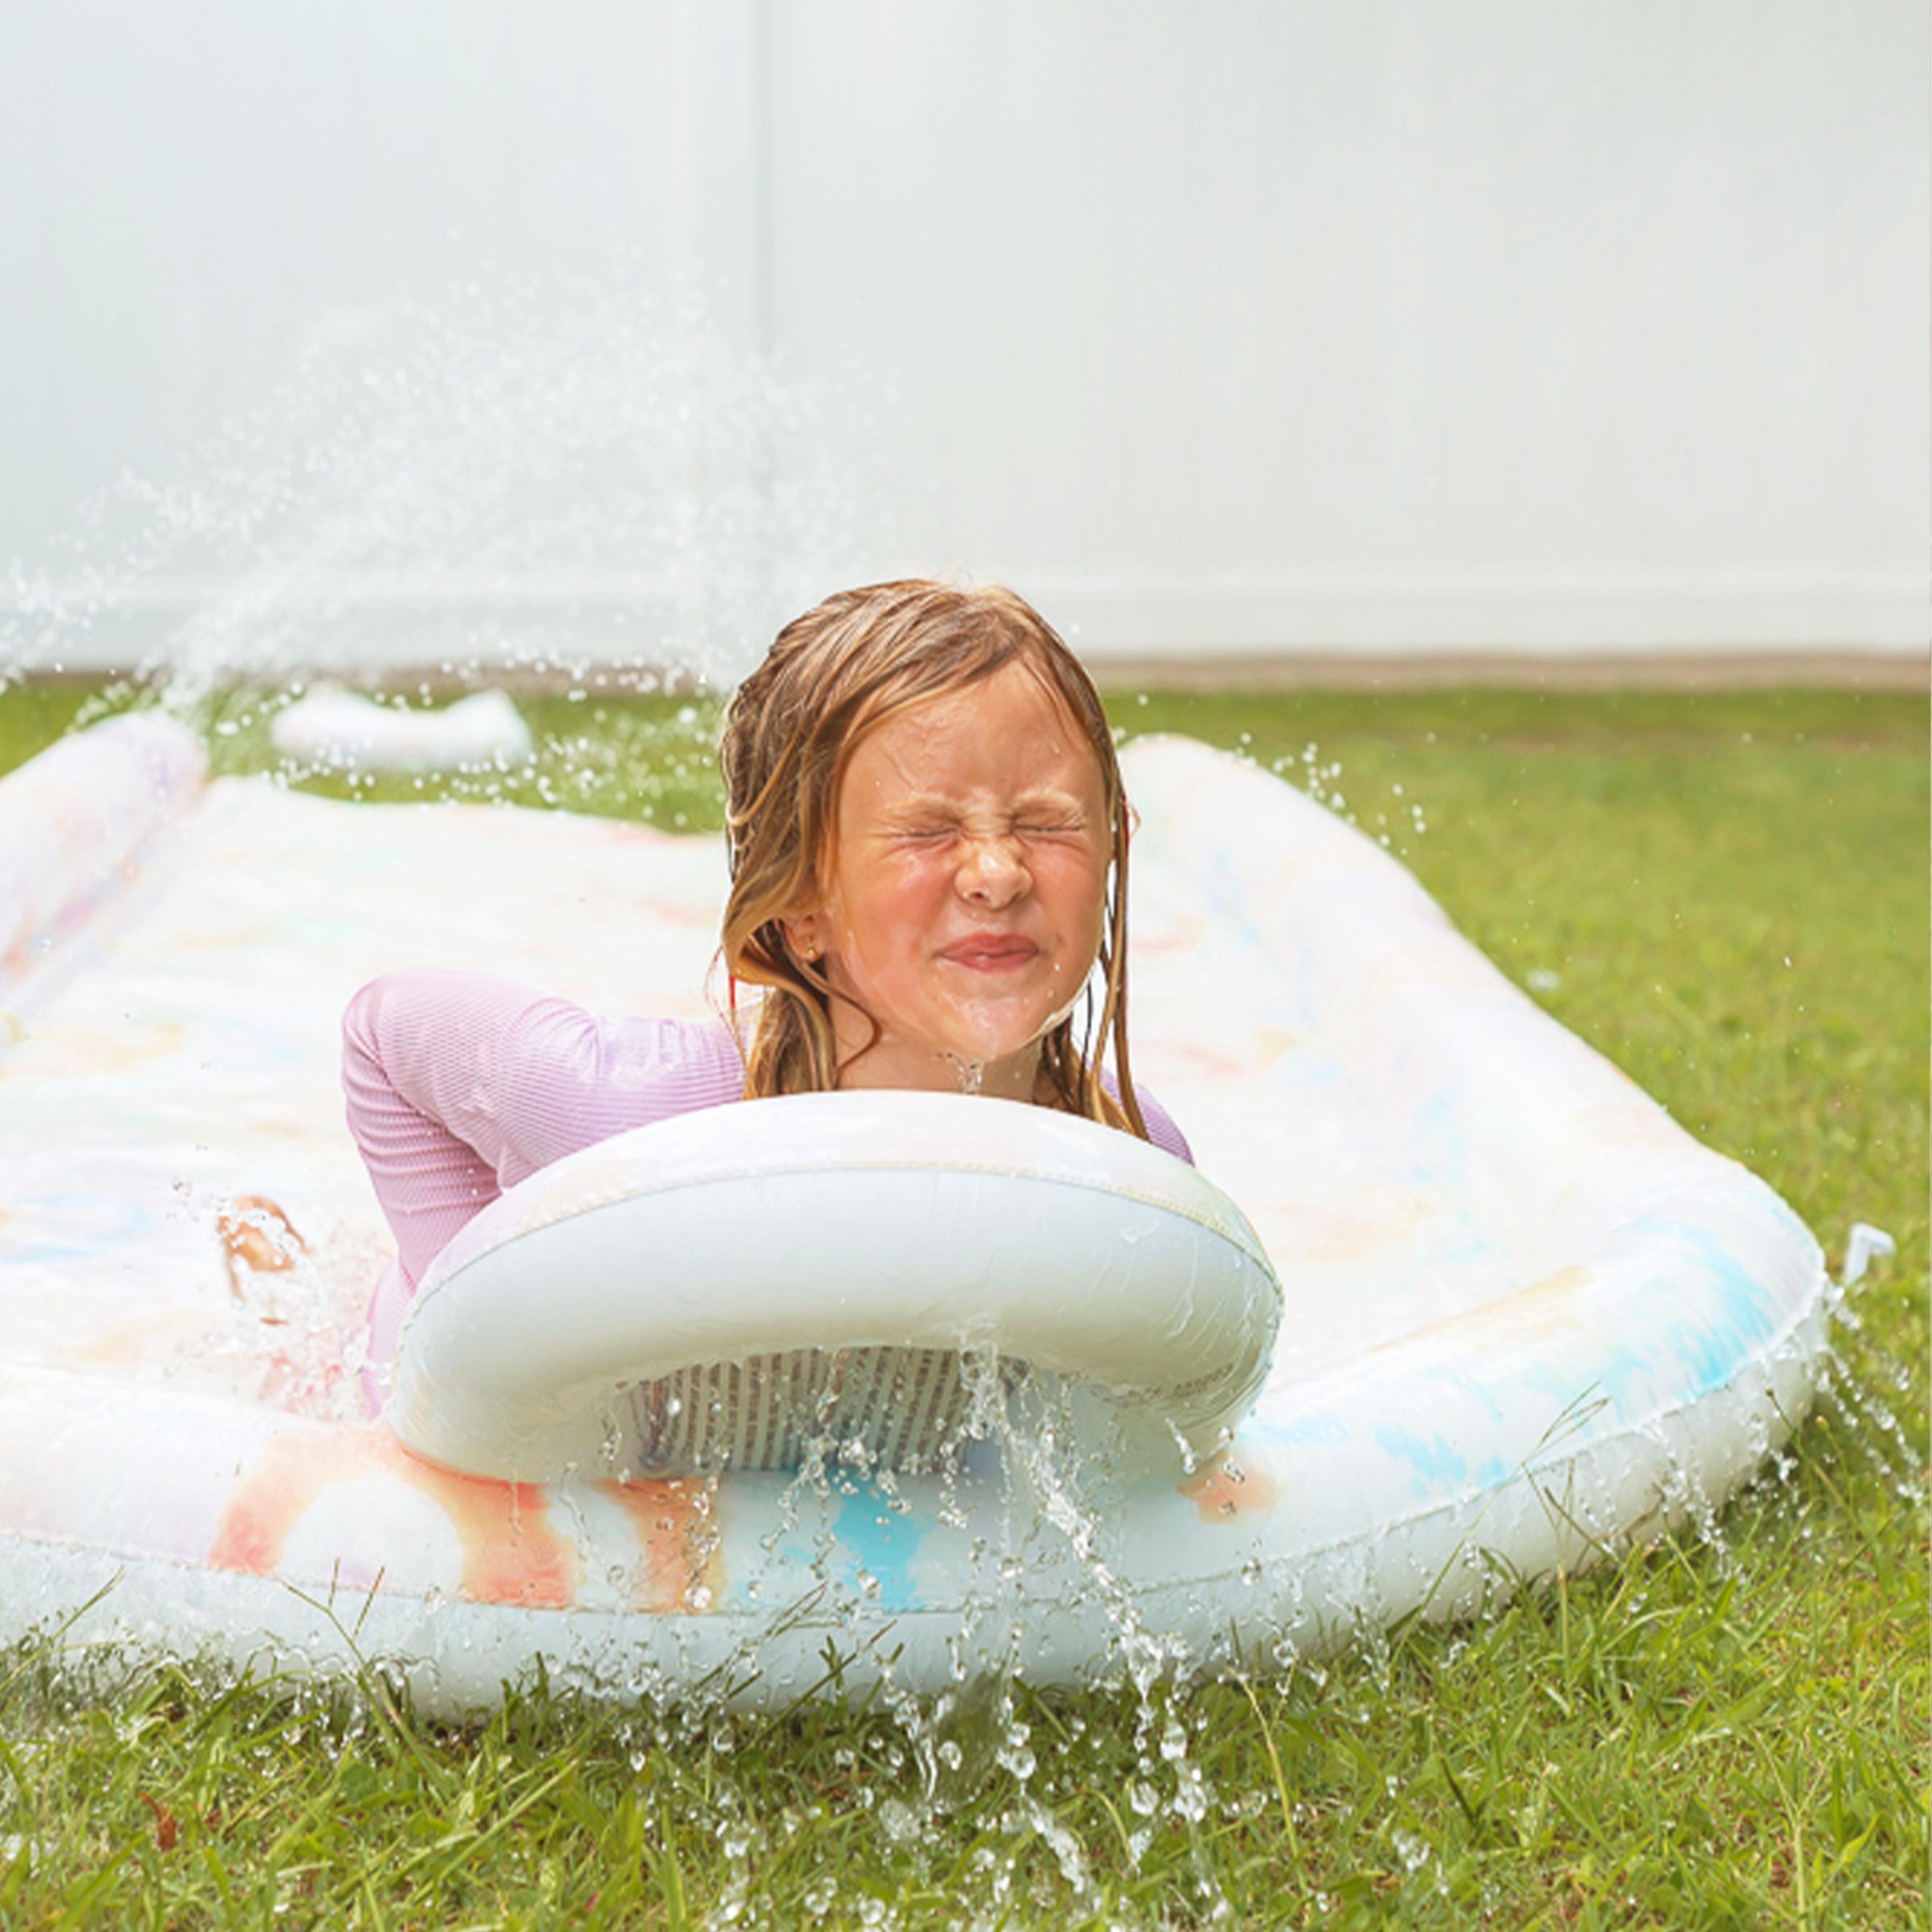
788, 660, 1111, 1099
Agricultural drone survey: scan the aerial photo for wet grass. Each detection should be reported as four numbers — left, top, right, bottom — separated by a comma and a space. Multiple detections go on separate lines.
1, 679, 1925, 1928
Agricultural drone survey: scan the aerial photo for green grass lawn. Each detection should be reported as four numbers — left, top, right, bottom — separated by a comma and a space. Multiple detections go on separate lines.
2, 680, 1925, 1929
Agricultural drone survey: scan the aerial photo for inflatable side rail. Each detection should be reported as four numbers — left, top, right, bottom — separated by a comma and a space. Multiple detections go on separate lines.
0, 726, 1839, 1717
1125, 734, 1822, 1270
0, 713, 206, 1012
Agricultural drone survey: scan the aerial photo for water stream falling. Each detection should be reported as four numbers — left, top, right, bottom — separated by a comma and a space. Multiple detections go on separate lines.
0, 278, 1254, 1922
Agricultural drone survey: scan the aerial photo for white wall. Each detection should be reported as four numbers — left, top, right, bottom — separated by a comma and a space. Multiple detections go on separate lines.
2, 1, 1924, 674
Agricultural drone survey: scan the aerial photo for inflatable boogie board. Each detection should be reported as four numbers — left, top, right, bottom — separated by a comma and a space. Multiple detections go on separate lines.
0, 716, 1827, 1711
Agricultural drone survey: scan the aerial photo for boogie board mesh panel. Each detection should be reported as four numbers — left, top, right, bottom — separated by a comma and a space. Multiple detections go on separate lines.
625, 1346, 972, 1473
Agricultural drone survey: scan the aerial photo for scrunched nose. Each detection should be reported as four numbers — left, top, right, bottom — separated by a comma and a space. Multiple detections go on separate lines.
956, 833, 1030, 908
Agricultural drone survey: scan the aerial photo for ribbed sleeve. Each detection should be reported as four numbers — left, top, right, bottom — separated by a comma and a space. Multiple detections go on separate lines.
341, 970, 746, 1291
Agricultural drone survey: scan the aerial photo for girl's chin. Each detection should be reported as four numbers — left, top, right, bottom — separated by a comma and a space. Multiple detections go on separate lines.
847, 994, 1071, 1086
928, 1010, 1059, 1067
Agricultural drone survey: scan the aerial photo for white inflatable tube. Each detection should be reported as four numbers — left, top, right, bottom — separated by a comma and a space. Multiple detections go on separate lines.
269, 687, 532, 772
389, 1091, 1284, 1483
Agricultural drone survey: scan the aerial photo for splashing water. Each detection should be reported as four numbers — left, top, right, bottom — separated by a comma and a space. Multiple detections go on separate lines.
2, 275, 858, 719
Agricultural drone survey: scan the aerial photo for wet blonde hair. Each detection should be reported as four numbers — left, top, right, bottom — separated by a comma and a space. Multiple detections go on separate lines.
719, 579, 1146, 1137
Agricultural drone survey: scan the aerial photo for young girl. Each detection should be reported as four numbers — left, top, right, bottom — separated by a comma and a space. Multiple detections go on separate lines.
344, 580, 1189, 1406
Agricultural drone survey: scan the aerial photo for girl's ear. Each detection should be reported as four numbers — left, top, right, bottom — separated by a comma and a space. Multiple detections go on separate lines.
782, 913, 823, 964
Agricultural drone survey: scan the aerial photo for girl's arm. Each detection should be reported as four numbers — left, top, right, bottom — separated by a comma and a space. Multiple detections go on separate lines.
342, 968, 743, 1290
1094, 1067, 1191, 1165
1133, 1086, 1193, 1165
